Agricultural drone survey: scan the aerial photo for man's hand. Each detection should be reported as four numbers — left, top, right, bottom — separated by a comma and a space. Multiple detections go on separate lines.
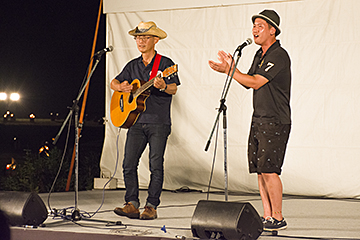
208, 50, 234, 74
154, 76, 166, 90
113, 80, 133, 92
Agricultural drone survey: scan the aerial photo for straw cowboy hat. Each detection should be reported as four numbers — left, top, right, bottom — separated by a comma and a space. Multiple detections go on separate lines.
128, 21, 167, 39
252, 9, 281, 36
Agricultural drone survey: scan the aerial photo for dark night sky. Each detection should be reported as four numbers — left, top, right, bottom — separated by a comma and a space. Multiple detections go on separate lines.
0, 1, 106, 119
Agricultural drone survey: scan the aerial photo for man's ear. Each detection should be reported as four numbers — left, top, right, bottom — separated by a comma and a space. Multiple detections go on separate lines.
270, 27, 276, 36
154, 37, 160, 44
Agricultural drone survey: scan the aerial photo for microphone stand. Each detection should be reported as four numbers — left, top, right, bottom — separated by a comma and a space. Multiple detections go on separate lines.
205, 48, 244, 201
53, 55, 101, 220
52, 53, 120, 225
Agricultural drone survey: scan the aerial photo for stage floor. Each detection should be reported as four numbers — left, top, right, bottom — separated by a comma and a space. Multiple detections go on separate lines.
10, 189, 360, 240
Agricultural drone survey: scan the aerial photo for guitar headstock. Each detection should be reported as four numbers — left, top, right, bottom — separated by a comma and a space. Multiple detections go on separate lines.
162, 64, 178, 78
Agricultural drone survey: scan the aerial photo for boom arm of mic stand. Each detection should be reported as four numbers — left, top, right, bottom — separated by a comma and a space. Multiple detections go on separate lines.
204, 51, 242, 151
52, 56, 102, 145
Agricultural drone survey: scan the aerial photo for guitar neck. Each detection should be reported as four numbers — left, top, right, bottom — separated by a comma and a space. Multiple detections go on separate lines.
133, 73, 161, 98
132, 64, 177, 97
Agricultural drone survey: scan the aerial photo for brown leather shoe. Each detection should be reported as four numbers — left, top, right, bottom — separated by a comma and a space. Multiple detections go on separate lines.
114, 202, 140, 219
140, 206, 157, 220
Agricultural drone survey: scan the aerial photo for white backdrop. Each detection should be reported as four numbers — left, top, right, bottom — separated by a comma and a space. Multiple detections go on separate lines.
100, 0, 360, 198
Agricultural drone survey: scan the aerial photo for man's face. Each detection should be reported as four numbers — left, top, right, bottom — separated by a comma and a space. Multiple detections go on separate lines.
135, 35, 159, 54
252, 18, 275, 46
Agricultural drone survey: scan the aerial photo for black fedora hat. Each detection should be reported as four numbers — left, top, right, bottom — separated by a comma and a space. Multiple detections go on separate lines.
252, 9, 281, 36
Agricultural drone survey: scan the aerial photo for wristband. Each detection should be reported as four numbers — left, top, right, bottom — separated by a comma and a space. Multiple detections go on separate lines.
160, 84, 167, 92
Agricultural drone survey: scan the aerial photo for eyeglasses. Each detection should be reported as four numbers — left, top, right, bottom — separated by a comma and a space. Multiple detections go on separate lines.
134, 36, 153, 42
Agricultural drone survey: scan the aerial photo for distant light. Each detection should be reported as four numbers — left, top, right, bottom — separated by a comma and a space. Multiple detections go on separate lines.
29, 113, 35, 122
3, 110, 13, 121
10, 93, 20, 101
0, 92, 7, 101
6, 158, 16, 171
50, 112, 60, 121
39, 144, 50, 157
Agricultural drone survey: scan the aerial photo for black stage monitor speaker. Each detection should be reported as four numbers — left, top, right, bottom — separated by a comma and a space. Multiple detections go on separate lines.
0, 191, 48, 226
191, 200, 263, 240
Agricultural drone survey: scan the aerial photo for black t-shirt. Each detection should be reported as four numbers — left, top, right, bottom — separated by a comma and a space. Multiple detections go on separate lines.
115, 52, 180, 125
247, 40, 291, 124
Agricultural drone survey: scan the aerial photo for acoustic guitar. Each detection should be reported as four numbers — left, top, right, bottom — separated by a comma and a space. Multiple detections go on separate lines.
110, 64, 178, 128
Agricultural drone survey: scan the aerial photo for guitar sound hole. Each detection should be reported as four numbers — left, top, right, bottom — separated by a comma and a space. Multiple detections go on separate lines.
128, 94, 134, 103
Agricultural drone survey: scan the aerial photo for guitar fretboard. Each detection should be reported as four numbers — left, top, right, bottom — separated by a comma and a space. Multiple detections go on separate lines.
133, 73, 161, 98
131, 64, 177, 98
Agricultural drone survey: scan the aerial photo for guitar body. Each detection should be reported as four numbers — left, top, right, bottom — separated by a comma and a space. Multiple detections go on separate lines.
110, 79, 150, 128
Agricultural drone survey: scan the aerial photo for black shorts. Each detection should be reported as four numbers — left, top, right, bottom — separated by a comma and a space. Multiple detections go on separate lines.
248, 121, 291, 175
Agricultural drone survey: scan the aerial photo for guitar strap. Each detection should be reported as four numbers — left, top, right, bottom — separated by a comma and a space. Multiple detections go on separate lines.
149, 53, 162, 80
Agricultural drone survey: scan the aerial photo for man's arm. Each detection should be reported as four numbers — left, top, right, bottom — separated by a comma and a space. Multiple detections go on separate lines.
208, 50, 268, 90
231, 69, 269, 90
110, 79, 133, 92
154, 77, 177, 95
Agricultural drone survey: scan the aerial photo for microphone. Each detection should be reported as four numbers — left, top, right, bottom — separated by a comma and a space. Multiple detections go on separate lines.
94, 46, 114, 56
236, 38, 252, 52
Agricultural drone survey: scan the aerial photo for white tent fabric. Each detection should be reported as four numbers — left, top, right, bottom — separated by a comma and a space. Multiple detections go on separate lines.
100, 0, 360, 198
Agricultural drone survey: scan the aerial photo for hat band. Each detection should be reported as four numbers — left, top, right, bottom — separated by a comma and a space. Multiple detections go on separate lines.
258, 14, 279, 29
135, 25, 154, 33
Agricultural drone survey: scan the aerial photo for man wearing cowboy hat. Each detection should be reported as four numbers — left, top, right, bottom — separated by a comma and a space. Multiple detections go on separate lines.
111, 21, 180, 220
209, 9, 291, 232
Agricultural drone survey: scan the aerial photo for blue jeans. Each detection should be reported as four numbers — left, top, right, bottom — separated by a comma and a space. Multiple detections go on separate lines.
123, 123, 171, 208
